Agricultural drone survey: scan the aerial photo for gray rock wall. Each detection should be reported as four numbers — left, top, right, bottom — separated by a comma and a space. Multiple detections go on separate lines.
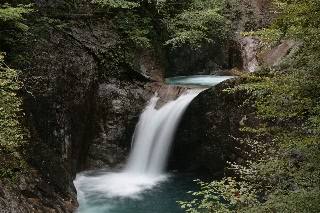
13, 17, 152, 212
0, 0, 276, 211
170, 78, 261, 176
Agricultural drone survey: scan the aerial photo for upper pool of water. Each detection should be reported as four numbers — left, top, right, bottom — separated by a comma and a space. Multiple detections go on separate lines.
165, 75, 235, 87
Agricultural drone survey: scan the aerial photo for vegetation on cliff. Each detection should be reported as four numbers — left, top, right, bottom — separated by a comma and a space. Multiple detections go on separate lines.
92, 0, 252, 48
179, 0, 320, 212
1, 0, 319, 212
0, 4, 32, 178
0, 59, 27, 179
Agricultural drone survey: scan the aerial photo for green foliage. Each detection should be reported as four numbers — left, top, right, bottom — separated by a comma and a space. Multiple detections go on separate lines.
0, 59, 24, 149
179, 0, 320, 212
114, 10, 153, 48
273, 0, 320, 39
243, 0, 320, 49
92, 0, 140, 9
177, 177, 259, 213
165, 8, 228, 47
91, 1, 155, 49
0, 3, 34, 56
164, 0, 245, 48
0, 3, 33, 31
0, 53, 29, 178
92, 0, 241, 49
0, 4, 32, 179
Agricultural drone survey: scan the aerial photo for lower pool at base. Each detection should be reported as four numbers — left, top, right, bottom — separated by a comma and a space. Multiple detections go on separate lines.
74, 170, 207, 213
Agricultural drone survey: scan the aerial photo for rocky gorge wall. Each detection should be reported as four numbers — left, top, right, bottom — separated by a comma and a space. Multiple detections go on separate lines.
17, 18, 155, 212
170, 78, 261, 175
1, 15, 158, 212
0, 0, 278, 212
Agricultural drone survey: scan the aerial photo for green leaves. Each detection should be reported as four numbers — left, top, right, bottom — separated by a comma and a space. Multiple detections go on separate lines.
0, 4, 32, 179
91, 0, 240, 49
163, 0, 236, 48
178, 1, 320, 212
92, 0, 140, 9
0, 57, 26, 150
0, 3, 33, 32
0, 3, 34, 61
0, 52, 29, 179
114, 11, 153, 48
0, 4, 30, 152
165, 8, 227, 47
178, 177, 260, 212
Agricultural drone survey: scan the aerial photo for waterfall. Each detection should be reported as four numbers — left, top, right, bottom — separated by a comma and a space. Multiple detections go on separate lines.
74, 76, 235, 213
125, 89, 202, 175
74, 89, 202, 199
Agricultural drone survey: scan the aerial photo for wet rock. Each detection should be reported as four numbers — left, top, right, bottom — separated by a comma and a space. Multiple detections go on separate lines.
8, 17, 151, 212
144, 82, 189, 107
240, 37, 261, 72
260, 40, 298, 66
1, 0, 277, 211
133, 49, 166, 82
85, 79, 151, 169
170, 78, 262, 175
0, 168, 78, 213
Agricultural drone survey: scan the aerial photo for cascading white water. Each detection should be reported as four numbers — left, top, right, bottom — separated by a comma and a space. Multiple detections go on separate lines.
74, 76, 235, 212
74, 89, 202, 200
125, 90, 202, 175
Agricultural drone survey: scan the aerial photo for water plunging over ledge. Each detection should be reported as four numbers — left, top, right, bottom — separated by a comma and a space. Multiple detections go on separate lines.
75, 90, 201, 199
125, 90, 202, 175
74, 76, 233, 212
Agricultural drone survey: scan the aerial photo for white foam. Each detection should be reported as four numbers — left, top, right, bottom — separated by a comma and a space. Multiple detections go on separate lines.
74, 172, 168, 199
75, 89, 202, 202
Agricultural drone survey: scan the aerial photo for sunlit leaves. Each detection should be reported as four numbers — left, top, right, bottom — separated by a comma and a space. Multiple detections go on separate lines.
0, 3, 33, 32
0, 53, 29, 178
165, 8, 227, 47
0, 58, 26, 150
177, 177, 259, 212
92, 0, 140, 9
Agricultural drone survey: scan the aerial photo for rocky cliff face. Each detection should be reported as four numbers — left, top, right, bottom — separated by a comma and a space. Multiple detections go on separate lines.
7, 17, 153, 212
84, 79, 152, 170
0, 0, 277, 212
169, 78, 261, 176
